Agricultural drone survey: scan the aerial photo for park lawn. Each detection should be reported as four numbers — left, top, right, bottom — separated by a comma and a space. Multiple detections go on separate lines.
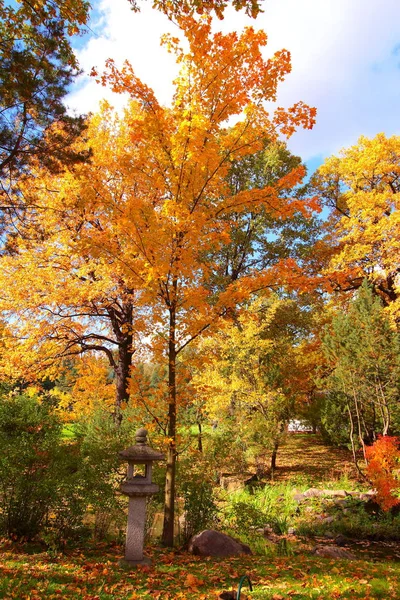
0, 542, 399, 599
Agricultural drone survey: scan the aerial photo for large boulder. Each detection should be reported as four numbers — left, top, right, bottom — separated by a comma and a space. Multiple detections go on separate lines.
188, 530, 252, 557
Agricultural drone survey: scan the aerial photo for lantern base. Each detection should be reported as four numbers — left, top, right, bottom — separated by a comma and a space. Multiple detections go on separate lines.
119, 556, 152, 568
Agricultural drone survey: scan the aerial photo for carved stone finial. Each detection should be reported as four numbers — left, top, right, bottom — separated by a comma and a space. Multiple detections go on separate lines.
135, 428, 148, 445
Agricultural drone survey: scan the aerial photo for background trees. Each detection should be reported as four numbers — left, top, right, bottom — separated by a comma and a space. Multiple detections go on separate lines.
311, 134, 400, 319
193, 294, 311, 476
1, 0, 399, 553
319, 281, 400, 471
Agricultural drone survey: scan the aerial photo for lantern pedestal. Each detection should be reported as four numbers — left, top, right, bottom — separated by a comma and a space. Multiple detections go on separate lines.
119, 429, 165, 566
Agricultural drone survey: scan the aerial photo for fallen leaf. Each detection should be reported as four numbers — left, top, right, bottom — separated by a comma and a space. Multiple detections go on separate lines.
184, 573, 205, 589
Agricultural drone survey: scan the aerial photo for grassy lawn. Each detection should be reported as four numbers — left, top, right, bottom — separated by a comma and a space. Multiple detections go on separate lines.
0, 541, 399, 599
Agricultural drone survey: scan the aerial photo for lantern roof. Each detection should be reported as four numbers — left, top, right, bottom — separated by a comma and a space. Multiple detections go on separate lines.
119, 428, 165, 462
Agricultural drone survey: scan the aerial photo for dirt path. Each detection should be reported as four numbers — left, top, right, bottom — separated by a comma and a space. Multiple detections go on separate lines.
272, 433, 357, 482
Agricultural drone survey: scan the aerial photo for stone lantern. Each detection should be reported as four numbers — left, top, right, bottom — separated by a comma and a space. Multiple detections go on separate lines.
119, 428, 165, 565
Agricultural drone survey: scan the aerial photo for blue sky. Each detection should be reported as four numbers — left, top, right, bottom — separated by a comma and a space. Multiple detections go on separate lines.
67, 0, 400, 175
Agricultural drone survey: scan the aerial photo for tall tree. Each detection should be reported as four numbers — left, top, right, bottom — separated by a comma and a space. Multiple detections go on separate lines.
0, 15, 316, 545
0, 108, 147, 422
0, 0, 90, 189
98, 17, 316, 545
310, 134, 400, 319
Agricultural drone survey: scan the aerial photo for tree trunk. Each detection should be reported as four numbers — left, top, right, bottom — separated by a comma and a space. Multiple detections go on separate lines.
114, 342, 132, 424
270, 440, 279, 479
197, 421, 203, 453
162, 305, 177, 547
110, 302, 134, 425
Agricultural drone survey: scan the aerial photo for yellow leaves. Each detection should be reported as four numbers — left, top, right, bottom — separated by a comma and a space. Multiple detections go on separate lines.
314, 133, 400, 319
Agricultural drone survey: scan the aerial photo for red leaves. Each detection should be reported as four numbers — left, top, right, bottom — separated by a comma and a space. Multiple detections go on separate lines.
366, 436, 400, 511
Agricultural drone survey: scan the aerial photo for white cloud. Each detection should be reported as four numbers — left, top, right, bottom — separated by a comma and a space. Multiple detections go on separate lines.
67, 0, 400, 163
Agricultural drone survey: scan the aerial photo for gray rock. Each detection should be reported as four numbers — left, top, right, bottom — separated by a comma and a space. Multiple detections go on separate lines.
287, 527, 296, 535
188, 530, 252, 557
313, 545, 355, 560
359, 492, 376, 502
293, 493, 305, 503
334, 498, 349, 507
321, 489, 348, 497
303, 488, 324, 498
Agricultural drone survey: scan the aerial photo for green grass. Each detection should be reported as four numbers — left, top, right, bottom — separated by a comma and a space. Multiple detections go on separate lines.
61, 424, 76, 439
0, 541, 399, 599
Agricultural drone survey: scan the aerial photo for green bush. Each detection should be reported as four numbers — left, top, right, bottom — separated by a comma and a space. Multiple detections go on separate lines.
0, 393, 63, 539
176, 453, 218, 543
180, 478, 218, 542
221, 484, 298, 531
0, 395, 152, 546
225, 499, 268, 531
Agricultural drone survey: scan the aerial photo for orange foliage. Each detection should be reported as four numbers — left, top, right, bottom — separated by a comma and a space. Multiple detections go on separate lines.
0, 14, 316, 544
366, 436, 400, 511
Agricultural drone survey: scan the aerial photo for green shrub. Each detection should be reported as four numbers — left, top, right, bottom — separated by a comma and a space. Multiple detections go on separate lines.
180, 478, 218, 542
0, 393, 63, 539
225, 499, 268, 531
176, 453, 218, 543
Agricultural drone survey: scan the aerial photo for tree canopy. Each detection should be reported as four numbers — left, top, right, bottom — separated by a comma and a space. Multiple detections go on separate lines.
311, 133, 400, 319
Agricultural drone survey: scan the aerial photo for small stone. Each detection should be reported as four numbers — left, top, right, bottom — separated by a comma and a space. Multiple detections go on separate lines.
334, 498, 349, 507
359, 492, 376, 502
287, 527, 296, 535
321, 489, 348, 498
303, 488, 323, 498
293, 493, 305, 503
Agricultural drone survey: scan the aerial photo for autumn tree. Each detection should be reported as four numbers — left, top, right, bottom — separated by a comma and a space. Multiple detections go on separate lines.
0, 108, 152, 423
366, 436, 400, 511
0, 15, 316, 545
51, 354, 115, 420
193, 293, 318, 475
310, 133, 400, 320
